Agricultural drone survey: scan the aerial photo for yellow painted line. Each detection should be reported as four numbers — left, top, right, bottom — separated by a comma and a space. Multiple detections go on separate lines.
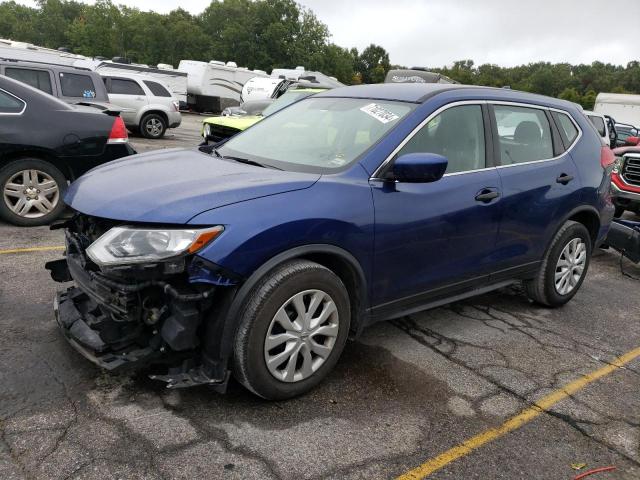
0, 246, 64, 255
397, 346, 640, 480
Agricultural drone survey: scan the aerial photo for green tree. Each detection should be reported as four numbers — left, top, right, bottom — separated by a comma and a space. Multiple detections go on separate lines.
356, 44, 390, 84
558, 87, 582, 104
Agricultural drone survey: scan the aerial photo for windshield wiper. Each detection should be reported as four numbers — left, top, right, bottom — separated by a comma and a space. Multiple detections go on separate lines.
225, 156, 282, 170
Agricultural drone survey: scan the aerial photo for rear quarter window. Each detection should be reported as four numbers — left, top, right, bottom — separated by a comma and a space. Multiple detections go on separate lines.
551, 112, 580, 148
59, 73, 97, 98
587, 115, 606, 137
0, 89, 25, 113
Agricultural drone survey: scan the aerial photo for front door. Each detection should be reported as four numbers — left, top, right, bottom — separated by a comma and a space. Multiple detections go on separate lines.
370, 103, 502, 317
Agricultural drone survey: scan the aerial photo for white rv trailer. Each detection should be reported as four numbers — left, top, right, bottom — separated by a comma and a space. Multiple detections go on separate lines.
0, 38, 89, 66
73, 58, 188, 104
178, 60, 270, 112
594, 93, 640, 127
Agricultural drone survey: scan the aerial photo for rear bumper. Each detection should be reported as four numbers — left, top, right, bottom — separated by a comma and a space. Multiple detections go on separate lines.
168, 111, 182, 129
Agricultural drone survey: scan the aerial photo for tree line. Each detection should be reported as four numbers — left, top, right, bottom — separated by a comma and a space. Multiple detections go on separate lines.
1, 0, 640, 106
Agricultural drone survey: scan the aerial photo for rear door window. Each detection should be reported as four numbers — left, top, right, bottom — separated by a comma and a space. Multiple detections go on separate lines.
0, 89, 25, 113
143, 80, 171, 97
397, 104, 486, 174
5, 68, 53, 95
493, 105, 554, 164
108, 78, 145, 95
59, 73, 97, 98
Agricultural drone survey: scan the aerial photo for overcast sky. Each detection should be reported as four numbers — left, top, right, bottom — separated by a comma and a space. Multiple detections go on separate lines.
13, 0, 634, 67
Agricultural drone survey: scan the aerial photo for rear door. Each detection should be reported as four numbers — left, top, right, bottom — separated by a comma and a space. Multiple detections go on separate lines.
104, 77, 148, 124
489, 102, 582, 277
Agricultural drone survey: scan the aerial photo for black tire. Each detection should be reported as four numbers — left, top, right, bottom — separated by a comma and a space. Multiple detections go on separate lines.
139, 113, 167, 139
614, 206, 625, 218
524, 221, 592, 307
233, 260, 351, 400
0, 158, 67, 226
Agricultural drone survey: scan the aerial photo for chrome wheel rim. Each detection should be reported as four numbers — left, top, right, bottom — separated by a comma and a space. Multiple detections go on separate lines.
264, 289, 339, 383
3, 169, 59, 219
146, 118, 163, 136
554, 238, 587, 295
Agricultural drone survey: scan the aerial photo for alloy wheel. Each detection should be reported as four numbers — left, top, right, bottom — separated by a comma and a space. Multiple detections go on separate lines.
145, 118, 163, 137
2, 169, 59, 218
264, 289, 339, 383
554, 238, 587, 295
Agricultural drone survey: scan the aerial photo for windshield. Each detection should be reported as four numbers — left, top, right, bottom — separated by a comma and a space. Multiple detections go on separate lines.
261, 90, 316, 117
220, 97, 414, 173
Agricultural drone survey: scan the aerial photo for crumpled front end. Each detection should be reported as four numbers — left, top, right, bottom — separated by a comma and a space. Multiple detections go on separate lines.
47, 213, 240, 389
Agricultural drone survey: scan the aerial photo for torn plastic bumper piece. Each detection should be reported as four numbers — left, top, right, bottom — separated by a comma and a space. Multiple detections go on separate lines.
54, 288, 159, 370
606, 219, 640, 263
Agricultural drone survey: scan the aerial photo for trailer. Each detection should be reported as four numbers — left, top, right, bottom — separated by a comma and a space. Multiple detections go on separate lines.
0, 38, 88, 66
594, 93, 640, 128
178, 60, 270, 113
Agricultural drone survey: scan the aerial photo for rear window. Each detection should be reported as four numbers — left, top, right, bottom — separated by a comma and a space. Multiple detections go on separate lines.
59, 73, 97, 98
108, 78, 144, 95
588, 115, 606, 137
0, 89, 25, 113
5, 68, 52, 95
144, 80, 171, 97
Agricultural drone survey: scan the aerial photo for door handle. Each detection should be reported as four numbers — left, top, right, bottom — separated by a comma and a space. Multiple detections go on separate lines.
475, 189, 500, 203
556, 173, 574, 185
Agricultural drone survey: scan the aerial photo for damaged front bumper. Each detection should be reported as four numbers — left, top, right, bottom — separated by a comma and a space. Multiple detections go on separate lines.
46, 215, 239, 390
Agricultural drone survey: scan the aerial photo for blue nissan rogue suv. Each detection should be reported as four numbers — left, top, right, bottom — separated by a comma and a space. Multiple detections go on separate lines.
48, 83, 615, 399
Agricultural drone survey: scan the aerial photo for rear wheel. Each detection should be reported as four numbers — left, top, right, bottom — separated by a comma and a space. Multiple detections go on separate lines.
0, 158, 67, 226
525, 221, 591, 307
140, 113, 167, 139
233, 260, 350, 400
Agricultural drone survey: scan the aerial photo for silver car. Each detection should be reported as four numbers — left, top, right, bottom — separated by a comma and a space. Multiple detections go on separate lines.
102, 73, 182, 139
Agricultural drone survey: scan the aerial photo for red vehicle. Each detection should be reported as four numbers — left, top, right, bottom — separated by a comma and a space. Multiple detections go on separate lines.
611, 145, 640, 217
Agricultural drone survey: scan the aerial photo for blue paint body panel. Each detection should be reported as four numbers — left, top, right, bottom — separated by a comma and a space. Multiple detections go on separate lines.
65, 84, 614, 323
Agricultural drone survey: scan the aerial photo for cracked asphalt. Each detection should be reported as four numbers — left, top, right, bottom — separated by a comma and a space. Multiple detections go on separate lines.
1, 117, 639, 479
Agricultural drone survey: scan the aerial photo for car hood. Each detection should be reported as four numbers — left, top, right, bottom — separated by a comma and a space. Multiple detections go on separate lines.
65, 148, 320, 224
203, 115, 262, 131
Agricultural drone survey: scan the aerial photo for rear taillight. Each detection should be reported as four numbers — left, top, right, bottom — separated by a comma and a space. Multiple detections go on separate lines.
600, 146, 615, 169
107, 116, 128, 144
172, 101, 180, 111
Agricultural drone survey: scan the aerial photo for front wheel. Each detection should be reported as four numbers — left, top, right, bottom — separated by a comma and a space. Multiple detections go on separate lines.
0, 158, 67, 226
233, 260, 351, 400
525, 221, 591, 307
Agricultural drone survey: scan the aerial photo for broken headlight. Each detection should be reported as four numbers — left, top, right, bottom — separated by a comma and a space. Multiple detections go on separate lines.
86, 226, 224, 266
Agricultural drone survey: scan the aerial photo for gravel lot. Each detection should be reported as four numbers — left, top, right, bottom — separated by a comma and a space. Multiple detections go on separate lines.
1, 114, 639, 479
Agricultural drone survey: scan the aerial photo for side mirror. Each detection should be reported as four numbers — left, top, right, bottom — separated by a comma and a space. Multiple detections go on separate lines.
392, 153, 448, 183
625, 136, 640, 146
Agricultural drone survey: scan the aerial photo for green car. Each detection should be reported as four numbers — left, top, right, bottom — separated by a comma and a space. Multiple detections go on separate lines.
201, 88, 326, 143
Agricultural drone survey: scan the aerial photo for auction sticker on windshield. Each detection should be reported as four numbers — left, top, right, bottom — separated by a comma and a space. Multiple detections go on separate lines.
360, 103, 400, 124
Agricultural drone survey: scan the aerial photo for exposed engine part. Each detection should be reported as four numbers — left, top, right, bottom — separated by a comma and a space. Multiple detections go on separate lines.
160, 302, 201, 351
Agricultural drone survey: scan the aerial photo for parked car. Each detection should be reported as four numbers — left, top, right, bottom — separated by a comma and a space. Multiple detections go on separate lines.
611, 144, 640, 216
102, 74, 181, 139
583, 110, 616, 147
0, 58, 118, 111
201, 87, 325, 143
48, 83, 614, 400
0, 75, 134, 226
